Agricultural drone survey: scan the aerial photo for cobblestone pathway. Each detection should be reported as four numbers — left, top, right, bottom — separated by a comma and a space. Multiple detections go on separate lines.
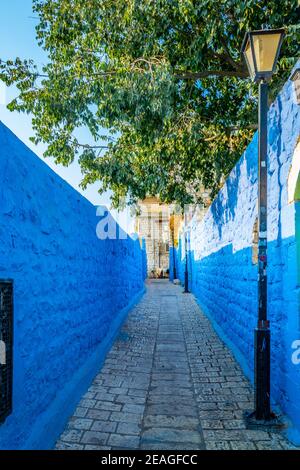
56, 280, 294, 450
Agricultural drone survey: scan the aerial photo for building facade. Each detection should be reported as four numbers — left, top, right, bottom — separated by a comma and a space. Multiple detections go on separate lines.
135, 197, 172, 278
136, 198, 207, 279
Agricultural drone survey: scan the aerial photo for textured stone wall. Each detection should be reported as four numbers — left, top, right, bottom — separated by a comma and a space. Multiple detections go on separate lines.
174, 61, 300, 444
0, 123, 146, 449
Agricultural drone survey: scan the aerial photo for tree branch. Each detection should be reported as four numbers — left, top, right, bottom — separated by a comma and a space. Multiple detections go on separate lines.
227, 124, 258, 131
175, 69, 248, 79
1, 55, 250, 83
75, 142, 109, 149
219, 38, 241, 70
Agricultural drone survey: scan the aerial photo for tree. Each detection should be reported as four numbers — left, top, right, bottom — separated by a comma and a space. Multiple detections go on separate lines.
0, 0, 299, 207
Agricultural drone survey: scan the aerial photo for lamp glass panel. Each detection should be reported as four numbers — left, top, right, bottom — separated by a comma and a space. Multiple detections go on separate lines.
244, 38, 255, 77
252, 33, 282, 72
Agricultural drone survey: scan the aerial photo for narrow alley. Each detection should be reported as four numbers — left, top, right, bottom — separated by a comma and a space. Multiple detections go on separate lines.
56, 280, 292, 451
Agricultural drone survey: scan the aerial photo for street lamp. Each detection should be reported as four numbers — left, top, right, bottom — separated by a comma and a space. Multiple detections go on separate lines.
184, 211, 189, 293
241, 27, 285, 422
242, 29, 285, 82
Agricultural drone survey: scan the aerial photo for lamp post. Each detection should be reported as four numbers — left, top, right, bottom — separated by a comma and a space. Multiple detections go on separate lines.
184, 211, 189, 293
241, 27, 285, 422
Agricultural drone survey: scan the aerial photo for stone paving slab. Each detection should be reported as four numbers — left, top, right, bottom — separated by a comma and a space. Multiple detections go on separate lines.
55, 280, 296, 450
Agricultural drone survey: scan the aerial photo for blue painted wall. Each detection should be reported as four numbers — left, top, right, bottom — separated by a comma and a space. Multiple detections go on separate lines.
0, 123, 146, 449
174, 61, 300, 444
169, 246, 179, 281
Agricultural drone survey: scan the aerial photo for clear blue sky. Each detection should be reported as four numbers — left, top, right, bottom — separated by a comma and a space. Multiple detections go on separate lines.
0, 0, 133, 230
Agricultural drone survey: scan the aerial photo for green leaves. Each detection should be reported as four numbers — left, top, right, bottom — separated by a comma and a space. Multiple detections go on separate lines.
1, 0, 299, 207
